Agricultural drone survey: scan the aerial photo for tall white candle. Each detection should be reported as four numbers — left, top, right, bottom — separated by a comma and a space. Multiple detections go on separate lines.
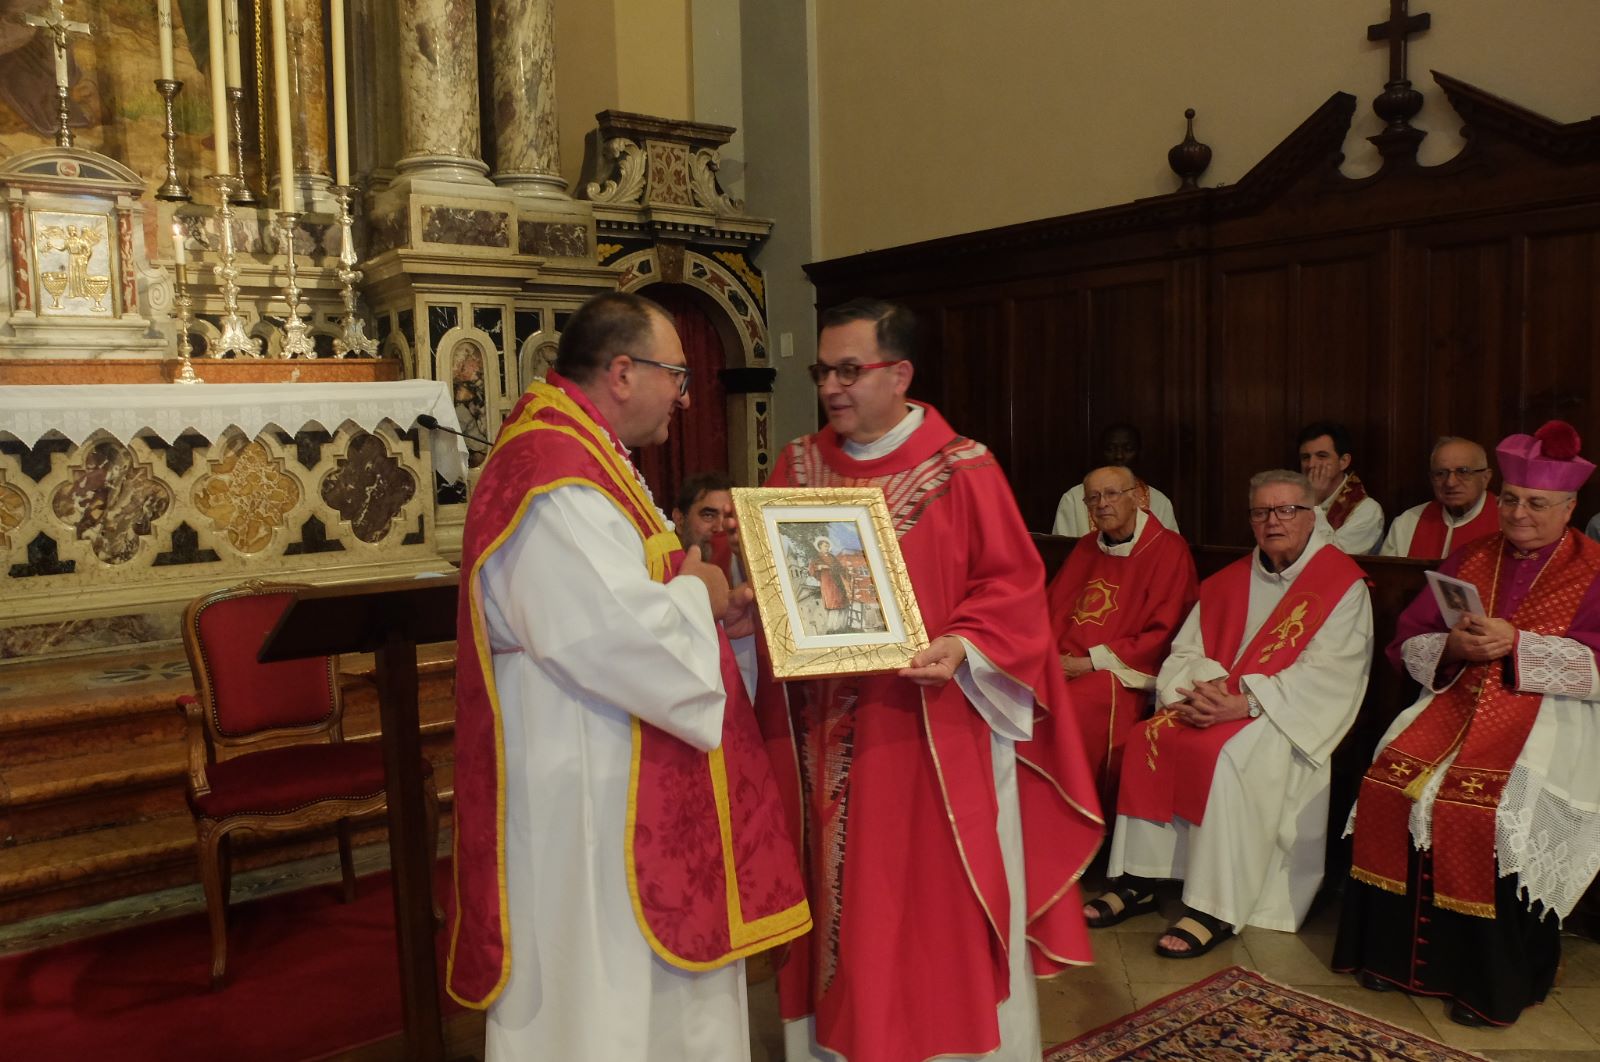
172, 221, 187, 265
205, 0, 230, 175
223, 0, 242, 87
270, 0, 295, 213
329, 0, 349, 186
157, 0, 176, 81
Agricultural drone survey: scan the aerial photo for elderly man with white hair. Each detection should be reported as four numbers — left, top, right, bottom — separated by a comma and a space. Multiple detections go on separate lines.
1084, 469, 1373, 959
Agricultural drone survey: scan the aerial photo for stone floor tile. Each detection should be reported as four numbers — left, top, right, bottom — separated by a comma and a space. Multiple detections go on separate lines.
1561, 938, 1600, 988
1118, 929, 1252, 983
1422, 993, 1599, 1053
1294, 983, 1440, 1038
1036, 976, 1136, 1043
1556, 987, 1600, 1040
1240, 927, 1347, 985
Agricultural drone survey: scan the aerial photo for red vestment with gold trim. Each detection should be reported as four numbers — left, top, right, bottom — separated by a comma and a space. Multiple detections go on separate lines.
446, 375, 809, 1009
1046, 515, 1197, 794
756, 403, 1103, 1062
1406, 499, 1500, 559
1118, 547, 1365, 825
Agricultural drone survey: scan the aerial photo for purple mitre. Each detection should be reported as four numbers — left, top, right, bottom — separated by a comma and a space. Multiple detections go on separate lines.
1496, 420, 1595, 492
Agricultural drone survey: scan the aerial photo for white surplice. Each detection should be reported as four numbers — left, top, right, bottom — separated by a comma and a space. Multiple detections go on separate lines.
783, 405, 1043, 1062
1316, 475, 1385, 555
1108, 538, 1374, 932
481, 484, 752, 1062
1378, 495, 1490, 557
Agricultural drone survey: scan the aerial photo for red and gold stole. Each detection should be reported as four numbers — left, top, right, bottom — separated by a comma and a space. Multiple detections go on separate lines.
1325, 473, 1370, 530
447, 375, 809, 1009
1408, 500, 1500, 559
1120, 546, 1364, 825
1351, 531, 1600, 916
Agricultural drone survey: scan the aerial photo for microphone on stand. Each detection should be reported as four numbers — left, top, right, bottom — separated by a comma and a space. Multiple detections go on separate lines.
415, 413, 493, 448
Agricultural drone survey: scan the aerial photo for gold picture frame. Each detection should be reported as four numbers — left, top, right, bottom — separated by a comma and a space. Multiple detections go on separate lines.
732, 486, 929, 679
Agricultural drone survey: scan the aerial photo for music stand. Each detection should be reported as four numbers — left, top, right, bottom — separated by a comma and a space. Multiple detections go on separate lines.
260, 572, 460, 1062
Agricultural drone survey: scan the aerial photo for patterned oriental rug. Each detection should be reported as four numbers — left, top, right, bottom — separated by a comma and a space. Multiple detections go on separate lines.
1046, 967, 1487, 1061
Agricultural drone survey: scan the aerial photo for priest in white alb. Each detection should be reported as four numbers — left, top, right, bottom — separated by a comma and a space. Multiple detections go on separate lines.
1083, 470, 1373, 957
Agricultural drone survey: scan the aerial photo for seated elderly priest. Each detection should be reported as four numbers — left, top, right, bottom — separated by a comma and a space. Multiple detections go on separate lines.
1046, 465, 1197, 800
1083, 470, 1373, 957
1379, 436, 1498, 559
1337, 421, 1600, 1028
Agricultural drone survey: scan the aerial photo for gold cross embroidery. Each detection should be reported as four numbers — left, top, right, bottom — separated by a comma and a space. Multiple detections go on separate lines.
1388, 760, 1414, 779
1461, 775, 1485, 795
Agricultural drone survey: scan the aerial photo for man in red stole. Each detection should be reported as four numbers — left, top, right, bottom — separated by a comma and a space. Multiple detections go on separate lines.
449, 292, 810, 1061
1337, 421, 1600, 1027
755, 298, 1102, 1062
1379, 436, 1498, 559
1046, 464, 1197, 803
1084, 470, 1372, 958
1299, 421, 1385, 554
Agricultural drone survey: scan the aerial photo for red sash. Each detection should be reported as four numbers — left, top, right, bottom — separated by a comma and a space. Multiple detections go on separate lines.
1325, 473, 1369, 530
1407, 500, 1500, 559
1351, 531, 1600, 916
446, 376, 809, 1008
1119, 546, 1364, 824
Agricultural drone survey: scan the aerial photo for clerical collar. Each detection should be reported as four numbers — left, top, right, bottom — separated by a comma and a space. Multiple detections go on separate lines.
1098, 508, 1147, 557
842, 404, 923, 460
1256, 536, 1323, 580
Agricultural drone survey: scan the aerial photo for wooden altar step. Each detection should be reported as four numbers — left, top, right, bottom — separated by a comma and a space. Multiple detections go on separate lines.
0, 644, 459, 925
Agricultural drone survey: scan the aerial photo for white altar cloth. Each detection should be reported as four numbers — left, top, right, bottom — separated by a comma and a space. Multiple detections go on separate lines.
0, 380, 471, 483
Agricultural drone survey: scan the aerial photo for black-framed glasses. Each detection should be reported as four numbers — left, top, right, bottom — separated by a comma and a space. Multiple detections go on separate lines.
1430, 466, 1489, 482
630, 355, 692, 395
1248, 504, 1314, 523
806, 360, 898, 386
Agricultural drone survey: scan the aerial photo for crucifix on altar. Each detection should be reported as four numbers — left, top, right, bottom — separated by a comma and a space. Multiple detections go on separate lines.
1365, 0, 1432, 162
20, 0, 92, 149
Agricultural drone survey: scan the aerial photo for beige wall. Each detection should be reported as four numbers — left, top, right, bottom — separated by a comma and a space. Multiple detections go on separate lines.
554, 0, 695, 193
814, 0, 1600, 258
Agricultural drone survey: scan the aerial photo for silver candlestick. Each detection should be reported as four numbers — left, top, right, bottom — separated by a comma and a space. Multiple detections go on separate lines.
205, 174, 262, 358
226, 87, 261, 206
171, 261, 203, 384
275, 211, 317, 359
329, 185, 377, 358
154, 79, 191, 201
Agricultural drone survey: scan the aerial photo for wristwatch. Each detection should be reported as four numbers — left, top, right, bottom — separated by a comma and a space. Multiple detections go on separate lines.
1245, 691, 1263, 719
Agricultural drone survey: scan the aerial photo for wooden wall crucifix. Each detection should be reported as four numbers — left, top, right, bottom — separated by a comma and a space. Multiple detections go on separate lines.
1365, 0, 1431, 162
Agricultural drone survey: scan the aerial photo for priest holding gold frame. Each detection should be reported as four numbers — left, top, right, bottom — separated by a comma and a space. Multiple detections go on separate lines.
753, 298, 1102, 1062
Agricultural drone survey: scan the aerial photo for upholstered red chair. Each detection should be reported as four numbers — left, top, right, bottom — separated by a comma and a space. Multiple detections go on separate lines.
178, 580, 438, 987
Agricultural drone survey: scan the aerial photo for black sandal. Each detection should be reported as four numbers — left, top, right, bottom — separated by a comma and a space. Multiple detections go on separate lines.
1154, 909, 1232, 958
1083, 886, 1158, 929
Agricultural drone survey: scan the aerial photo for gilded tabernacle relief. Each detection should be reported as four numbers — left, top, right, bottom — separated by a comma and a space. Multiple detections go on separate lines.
32, 210, 113, 316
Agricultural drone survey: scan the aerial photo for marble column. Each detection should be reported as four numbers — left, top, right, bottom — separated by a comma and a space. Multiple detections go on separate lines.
396, 0, 490, 185
283, 0, 332, 203
489, 0, 567, 199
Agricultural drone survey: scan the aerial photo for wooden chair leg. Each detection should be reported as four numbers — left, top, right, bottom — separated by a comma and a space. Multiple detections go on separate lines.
197, 820, 229, 989
424, 779, 443, 925
336, 819, 357, 903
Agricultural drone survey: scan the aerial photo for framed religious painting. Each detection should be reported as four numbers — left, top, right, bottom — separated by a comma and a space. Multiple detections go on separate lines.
732, 487, 929, 678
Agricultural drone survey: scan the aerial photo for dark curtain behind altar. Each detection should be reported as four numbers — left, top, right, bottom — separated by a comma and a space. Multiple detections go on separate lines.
637, 285, 730, 511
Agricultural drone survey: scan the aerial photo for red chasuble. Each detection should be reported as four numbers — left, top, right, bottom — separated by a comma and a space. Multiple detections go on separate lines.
1046, 516, 1198, 792
447, 375, 810, 1009
1351, 531, 1600, 916
1119, 546, 1365, 826
755, 403, 1103, 1062
1406, 500, 1500, 559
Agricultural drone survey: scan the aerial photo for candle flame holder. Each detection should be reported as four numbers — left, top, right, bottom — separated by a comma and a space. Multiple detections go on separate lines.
275, 210, 317, 359
171, 260, 203, 384
226, 87, 261, 206
205, 173, 263, 358
154, 79, 191, 202
330, 185, 377, 358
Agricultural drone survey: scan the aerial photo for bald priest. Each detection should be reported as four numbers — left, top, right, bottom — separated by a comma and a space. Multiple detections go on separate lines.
1047, 465, 1198, 800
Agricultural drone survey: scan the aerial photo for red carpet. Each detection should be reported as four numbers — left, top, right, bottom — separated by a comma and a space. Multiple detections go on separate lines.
0, 865, 460, 1062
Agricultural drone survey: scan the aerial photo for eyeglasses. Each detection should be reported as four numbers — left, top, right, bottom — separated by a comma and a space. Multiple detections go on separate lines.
1084, 487, 1136, 505
629, 355, 692, 396
1430, 466, 1489, 482
806, 360, 899, 386
1497, 492, 1572, 514
1248, 504, 1314, 523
